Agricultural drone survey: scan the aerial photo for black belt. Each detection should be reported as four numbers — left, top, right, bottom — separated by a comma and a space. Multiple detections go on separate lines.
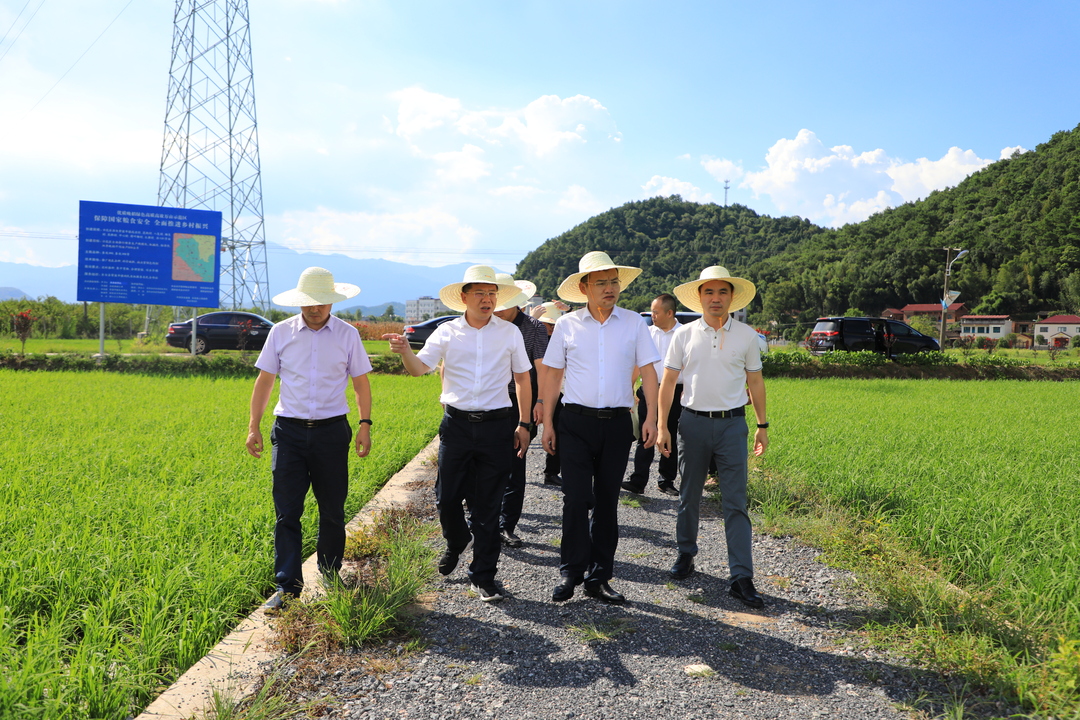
563, 403, 631, 419
685, 406, 745, 419
277, 414, 347, 427
446, 406, 514, 423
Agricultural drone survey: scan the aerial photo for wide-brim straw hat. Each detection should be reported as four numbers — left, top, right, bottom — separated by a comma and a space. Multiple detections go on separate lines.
272, 266, 360, 307
557, 251, 642, 303
439, 265, 522, 312
536, 301, 565, 325
494, 273, 538, 312
673, 266, 756, 314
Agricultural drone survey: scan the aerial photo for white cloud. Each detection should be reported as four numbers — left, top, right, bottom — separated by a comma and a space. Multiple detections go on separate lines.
1000, 145, 1029, 159
558, 185, 605, 215
888, 147, 993, 202
276, 206, 479, 265
431, 144, 492, 183
741, 129, 995, 226
701, 156, 745, 182
642, 175, 714, 203
391, 87, 462, 145
489, 185, 543, 199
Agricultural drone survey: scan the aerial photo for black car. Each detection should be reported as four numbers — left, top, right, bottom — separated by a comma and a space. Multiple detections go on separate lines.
404, 315, 460, 350
807, 317, 939, 356
166, 311, 275, 354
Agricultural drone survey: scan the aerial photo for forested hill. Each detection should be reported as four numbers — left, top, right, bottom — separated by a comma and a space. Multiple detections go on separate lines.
515, 198, 823, 311
517, 123, 1080, 329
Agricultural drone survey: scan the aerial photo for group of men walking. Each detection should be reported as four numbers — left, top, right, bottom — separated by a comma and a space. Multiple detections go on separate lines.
247, 251, 768, 611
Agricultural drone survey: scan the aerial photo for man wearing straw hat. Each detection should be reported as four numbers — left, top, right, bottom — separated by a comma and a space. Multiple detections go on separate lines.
246, 267, 373, 610
492, 273, 548, 548
657, 266, 769, 609
383, 266, 532, 603
541, 251, 660, 605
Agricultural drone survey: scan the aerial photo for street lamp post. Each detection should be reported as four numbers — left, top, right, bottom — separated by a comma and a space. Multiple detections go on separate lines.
939, 247, 968, 348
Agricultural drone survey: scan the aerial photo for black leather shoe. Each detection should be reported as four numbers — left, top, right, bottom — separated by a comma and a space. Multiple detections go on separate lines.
584, 580, 626, 605
552, 576, 583, 602
500, 528, 523, 548
657, 480, 679, 496
543, 473, 563, 488
620, 480, 645, 494
669, 552, 695, 580
729, 577, 765, 609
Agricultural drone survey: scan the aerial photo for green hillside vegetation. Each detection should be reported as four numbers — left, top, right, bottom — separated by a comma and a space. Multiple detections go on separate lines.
518, 124, 1080, 339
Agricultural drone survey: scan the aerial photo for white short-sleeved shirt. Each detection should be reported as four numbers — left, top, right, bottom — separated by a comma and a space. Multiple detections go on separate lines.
416, 315, 531, 411
255, 314, 373, 420
663, 316, 762, 412
543, 305, 660, 409
647, 322, 679, 385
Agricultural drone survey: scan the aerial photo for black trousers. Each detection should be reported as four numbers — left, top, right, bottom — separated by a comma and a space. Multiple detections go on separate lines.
500, 397, 537, 533
270, 417, 352, 595
629, 384, 683, 487
558, 408, 633, 583
436, 411, 516, 585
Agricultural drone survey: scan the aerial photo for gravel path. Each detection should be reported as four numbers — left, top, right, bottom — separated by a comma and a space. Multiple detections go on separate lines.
292, 440, 961, 720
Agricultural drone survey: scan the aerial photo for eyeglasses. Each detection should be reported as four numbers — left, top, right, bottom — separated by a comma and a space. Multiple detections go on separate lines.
467, 291, 499, 300
588, 279, 621, 289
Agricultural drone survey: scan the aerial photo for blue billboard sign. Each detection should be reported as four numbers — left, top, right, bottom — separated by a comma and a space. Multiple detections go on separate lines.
77, 200, 223, 306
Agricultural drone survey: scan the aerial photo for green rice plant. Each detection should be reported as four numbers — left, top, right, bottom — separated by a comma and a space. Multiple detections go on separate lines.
758, 378, 1080, 716
0, 369, 442, 719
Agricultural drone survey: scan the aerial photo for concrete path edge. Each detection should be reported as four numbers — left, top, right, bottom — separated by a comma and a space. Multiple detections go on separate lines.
137, 435, 441, 720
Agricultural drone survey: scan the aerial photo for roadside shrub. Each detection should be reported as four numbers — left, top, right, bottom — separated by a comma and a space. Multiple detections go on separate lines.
1072, 335, 1080, 349
963, 353, 1029, 368
893, 351, 957, 367
761, 351, 813, 373
817, 350, 888, 367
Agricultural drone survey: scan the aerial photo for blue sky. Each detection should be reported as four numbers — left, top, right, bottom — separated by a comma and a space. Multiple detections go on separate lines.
2, 0, 1078, 273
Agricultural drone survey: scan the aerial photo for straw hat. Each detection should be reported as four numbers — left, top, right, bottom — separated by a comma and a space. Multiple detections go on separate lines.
556, 251, 642, 303
272, 267, 360, 307
535, 302, 565, 325
673, 266, 756, 313
493, 273, 538, 312
438, 265, 522, 312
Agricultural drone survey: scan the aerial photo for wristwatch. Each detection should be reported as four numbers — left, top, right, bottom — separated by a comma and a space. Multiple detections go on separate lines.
518, 421, 534, 430
757, 422, 769, 429
358, 419, 373, 427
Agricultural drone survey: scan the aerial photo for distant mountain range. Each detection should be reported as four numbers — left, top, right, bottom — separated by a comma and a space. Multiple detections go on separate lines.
0, 243, 509, 307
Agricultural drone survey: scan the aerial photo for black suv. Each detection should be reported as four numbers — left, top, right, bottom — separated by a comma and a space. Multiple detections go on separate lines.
808, 317, 939, 356
403, 315, 460, 350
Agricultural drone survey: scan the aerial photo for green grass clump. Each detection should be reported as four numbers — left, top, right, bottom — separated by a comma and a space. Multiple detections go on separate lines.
0, 370, 442, 719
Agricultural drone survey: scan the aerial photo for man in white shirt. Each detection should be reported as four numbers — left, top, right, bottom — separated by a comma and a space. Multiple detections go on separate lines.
384, 266, 532, 603
657, 266, 769, 609
541, 251, 660, 605
246, 267, 373, 609
623, 293, 682, 496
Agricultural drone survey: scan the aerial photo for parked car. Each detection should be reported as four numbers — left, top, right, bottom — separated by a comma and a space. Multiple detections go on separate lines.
165, 311, 275, 354
404, 315, 460, 350
807, 317, 940, 356
642, 311, 768, 354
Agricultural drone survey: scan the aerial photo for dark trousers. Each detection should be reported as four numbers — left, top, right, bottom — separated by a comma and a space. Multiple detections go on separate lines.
558, 408, 633, 583
437, 411, 516, 585
543, 396, 564, 477
500, 398, 537, 533
270, 417, 353, 595
629, 384, 682, 487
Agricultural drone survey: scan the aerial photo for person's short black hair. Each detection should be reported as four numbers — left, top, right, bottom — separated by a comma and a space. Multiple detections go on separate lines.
653, 293, 676, 313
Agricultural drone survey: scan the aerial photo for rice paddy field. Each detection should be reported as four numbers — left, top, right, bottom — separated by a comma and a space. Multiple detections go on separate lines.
761, 378, 1080, 708
0, 369, 442, 719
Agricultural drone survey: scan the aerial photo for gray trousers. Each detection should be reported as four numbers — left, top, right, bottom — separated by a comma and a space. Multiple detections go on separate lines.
676, 411, 753, 581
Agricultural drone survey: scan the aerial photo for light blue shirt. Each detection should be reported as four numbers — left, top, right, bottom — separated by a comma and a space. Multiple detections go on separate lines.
255, 314, 372, 420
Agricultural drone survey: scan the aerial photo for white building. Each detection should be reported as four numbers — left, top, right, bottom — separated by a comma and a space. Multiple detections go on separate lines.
405, 296, 453, 323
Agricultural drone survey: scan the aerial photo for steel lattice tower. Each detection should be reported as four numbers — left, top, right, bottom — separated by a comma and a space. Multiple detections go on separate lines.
158, 0, 269, 311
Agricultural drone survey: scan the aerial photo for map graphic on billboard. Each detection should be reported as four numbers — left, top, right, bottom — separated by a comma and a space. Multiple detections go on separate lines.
78, 201, 223, 306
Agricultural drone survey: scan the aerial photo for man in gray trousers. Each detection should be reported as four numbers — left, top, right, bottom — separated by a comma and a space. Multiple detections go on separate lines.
656, 266, 769, 609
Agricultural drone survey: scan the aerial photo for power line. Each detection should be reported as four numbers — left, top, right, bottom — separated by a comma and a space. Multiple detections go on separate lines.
0, 0, 45, 68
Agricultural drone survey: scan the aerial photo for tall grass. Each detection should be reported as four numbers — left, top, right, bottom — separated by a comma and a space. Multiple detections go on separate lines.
757, 378, 1080, 712
0, 370, 442, 719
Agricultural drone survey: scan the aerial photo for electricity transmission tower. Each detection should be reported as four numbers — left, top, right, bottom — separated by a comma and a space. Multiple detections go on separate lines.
157, 0, 270, 314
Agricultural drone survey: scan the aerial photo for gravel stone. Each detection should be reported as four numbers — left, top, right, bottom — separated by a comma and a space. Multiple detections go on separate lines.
285, 440, 971, 719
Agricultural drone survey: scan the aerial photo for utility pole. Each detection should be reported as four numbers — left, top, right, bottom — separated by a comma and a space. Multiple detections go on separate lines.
939, 247, 967, 348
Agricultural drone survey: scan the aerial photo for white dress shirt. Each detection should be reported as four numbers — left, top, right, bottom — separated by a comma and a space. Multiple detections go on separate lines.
647, 322, 679, 384
664, 316, 762, 412
416, 316, 531, 411
255, 314, 373, 420
543, 305, 660, 409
